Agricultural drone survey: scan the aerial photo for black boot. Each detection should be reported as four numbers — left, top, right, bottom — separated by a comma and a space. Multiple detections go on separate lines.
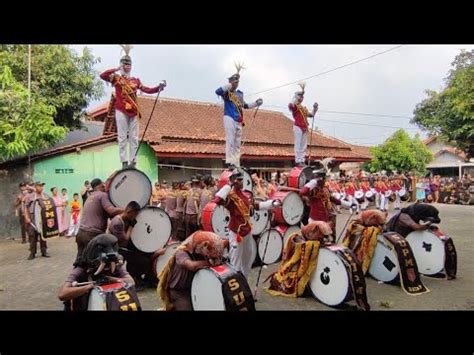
27, 253, 35, 260
41, 251, 50, 257
129, 161, 136, 169
122, 161, 128, 169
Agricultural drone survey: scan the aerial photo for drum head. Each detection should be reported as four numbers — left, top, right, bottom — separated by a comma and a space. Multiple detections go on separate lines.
309, 248, 350, 306
258, 229, 283, 265
88, 289, 105, 311
191, 269, 226, 310
282, 225, 301, 249
281, 192, 304, 225
368, 234, 400, 282
155, 242, 180, 277
355, 191, 364, 199
298, 167, 314, 188
251, 209, 270, 235
241, 170, 253, 194
33, 200, 43, 237
398, 188, 406, 197
108, 169, 152, 208
406, 230, 445, 275
211, 205, 231, 237
131, 207, 171, 253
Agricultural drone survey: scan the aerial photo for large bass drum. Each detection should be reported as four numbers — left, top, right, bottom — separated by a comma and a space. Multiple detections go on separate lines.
191, 263, 255, 311
276, 224, 301, 249
287, 166, 314, 189
250, 207, 270, 236
368, 233, 400, 282
130, 207, 172, 253
256, 229, 284, 265
272, 191, 304, 225
106, 168, 152, 209
201, 202, 230, 237
88, 282, 140, 311
217, 169, 253, 194
406, 229, 445, 275
153, 242, 181, 278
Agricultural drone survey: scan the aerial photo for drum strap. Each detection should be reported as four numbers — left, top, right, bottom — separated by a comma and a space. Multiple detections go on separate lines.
104, 285, 142, 311
429, 231, 457, 280
334, 248, 370, 311
36, 197, 60, 240
266, 240, 320, 298
341, 223, 380, 275
383, 233, 430, 295
220, 271, 256, 311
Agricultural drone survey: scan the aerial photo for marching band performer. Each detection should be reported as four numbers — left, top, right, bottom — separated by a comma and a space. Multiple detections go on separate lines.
375, 176, 389, 212
100, 45, 167, 169
343, 177, 360, 214
359, 176, 371, 210
212, 169, 281, 279
215, 62, 263, 167
390, 176, 402, 210
288, 83, 319, 167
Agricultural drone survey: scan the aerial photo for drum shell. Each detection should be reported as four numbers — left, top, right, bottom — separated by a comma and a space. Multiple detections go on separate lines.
87, 282, 127, 311
288, 166, 313, 189
200, 202, 230, 237
272, 191, 304, 225
217, 169, 253, 194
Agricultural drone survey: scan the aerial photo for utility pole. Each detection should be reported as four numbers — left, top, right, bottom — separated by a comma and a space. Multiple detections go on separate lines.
27, 45, 31, 104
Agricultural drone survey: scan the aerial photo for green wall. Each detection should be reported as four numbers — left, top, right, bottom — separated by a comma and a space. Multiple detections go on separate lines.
33, 142, 158, 199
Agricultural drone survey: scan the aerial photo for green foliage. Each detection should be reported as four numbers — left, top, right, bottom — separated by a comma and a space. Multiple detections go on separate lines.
366, 129, 433, 174
412, 49, 474, 158
0, 45, 104, 128
0, 66, 67, 160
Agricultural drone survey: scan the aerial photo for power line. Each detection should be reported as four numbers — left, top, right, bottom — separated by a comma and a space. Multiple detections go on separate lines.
316, 117, 418, 130
246, 45, 404, 97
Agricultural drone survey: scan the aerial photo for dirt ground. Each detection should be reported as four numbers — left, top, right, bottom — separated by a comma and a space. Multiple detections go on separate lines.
0, 203, 472, 310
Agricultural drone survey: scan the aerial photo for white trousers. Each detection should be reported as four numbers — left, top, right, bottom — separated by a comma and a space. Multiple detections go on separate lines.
379, 194, 388, 211
227, 230, 253, 279
375, 192, 380, 208
116, 110, 139, 163
223, 116, 242, 165
394, 193, 401, 209
293, 126, 308, 164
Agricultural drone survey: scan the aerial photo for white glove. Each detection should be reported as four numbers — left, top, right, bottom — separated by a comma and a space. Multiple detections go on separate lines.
221, 83, 232, 92
215, 184, 231, 199
257, 199, 278, 210
304, 179, 318, 191
272, 199, 282, 208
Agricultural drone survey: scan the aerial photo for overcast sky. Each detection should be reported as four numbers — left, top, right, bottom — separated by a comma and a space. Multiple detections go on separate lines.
70, 45, 473, 146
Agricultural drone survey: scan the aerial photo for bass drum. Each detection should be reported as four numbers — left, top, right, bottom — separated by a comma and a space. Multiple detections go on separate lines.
406, 230, 445, 275
276, 224, 301, 249
368, 233, 400, 282
106, 168, 152, 209
308, 246, 352, 306
201, 202, 230, 237
250, 207, 270, 236
217, 169, 253, 194
272, 191, 304, 225
153, 242, 181, 278
288, 166, 314, 189
256, 229, 283, 265
88, 282, 139, 311
130, 207, 172, 253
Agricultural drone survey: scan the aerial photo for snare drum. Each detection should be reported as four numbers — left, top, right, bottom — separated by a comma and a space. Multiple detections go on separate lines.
354, 190, 365, 203
191, 263, 255, 310
398, 187, 407, 197
130, 207, 172, 253
256, 229, 284, 265
250, 207, 270, 236
201, 202, 230, 237
365, 190, 375, 202
272, 191, 304, 225
276, 224, 301, 249
88, 282, 140, 311
308, 245, 353, 306
153, 242, 181, 278
106, 168, 152, 208
406, 230, 445, 275
332, 192, 341, 200
368, 233, 400, 282
288, 166, 314, 189
217, 169, 253, 194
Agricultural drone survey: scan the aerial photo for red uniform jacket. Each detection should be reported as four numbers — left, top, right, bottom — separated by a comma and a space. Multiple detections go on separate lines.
288, 103, 310, 132
100, 68, 162, 117
212, 188, 252, 236
300, 186, 340, 223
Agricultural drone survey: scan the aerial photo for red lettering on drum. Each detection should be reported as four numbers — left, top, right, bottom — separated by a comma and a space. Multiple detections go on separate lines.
233, 292, 245, 306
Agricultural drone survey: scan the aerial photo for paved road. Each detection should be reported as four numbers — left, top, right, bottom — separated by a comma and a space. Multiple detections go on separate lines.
0, 203, 472, 310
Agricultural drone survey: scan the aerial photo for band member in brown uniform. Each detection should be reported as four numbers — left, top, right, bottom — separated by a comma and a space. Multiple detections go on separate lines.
23, 181, 51, 259
14, 182, 29, 243
198, 175, 215, 227
165, 182, 180, 241
100, 45, 167, 169
75, 178, 123, 262
212, 169, 281, 278
175, 181, 189, 241
184, 176, 202, 238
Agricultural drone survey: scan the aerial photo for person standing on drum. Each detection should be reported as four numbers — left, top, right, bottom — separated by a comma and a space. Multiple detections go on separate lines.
288, 82, 319, 168
75, 178, 124, 263
215, 62, 263, 168
212, 169, 282, 278
23, 181, 51, 260
100, 45, 167, 169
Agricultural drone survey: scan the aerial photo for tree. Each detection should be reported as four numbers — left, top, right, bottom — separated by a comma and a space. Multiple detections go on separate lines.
412, 49, 474, 158
365, 129, 433, 174
0, 66, 67, 160
0, 45, 104, 129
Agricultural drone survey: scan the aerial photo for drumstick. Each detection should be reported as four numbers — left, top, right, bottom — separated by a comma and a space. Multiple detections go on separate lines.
72, 281, 95, 287
253, 210, 273, 301
277, 186, 301, 193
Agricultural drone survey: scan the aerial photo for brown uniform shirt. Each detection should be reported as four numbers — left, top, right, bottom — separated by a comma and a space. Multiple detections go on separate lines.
79, 191, 114, 234
165, 190, 179, 218
185, 188, 201, 215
